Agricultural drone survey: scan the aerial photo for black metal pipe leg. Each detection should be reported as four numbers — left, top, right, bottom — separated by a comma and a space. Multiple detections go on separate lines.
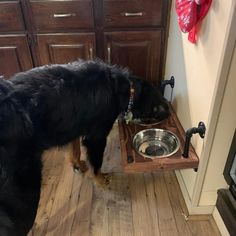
182, 122, 206, 158
182, 134, 192, 158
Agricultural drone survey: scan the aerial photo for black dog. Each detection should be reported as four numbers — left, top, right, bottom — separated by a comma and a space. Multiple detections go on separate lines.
0, 60, 169, 235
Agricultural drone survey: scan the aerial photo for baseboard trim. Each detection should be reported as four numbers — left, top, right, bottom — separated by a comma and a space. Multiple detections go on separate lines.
175, 170, 215, 215
213, 208, 230, 236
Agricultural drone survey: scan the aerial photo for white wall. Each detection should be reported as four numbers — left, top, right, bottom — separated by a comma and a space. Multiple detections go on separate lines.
165, 0, 234, 206
199, 41, 236, 206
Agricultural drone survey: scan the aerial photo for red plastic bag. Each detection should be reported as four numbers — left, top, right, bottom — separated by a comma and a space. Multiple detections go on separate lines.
175, 0, 212, 43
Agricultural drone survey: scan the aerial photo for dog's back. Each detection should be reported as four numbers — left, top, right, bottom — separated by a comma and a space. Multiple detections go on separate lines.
9, 61, 122, 149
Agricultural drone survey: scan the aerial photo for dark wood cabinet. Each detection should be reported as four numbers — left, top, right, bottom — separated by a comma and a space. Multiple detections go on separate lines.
102, 0, 170, 85
0, 1, 33, 78
104, 31, 162, 85
0, 0, 171, 84
0, 35, 33, 78
103, 0, 163, 28
27, 0, 96, 64
0, 1, 25, 32
37, 33, 96, 64
29, 0, 94, 31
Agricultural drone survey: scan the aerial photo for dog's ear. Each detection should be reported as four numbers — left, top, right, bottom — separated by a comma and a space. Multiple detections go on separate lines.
109, 66, 131, 112
129, 76, 147, 103
113, 74, 144, 112
113, 77, 130, 112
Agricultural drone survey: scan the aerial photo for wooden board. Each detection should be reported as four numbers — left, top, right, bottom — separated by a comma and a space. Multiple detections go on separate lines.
118, 106, 199, 172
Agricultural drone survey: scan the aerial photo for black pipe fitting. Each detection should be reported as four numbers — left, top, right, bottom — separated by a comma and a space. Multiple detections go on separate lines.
160, 76, 175, 95
182, 122, 206, 158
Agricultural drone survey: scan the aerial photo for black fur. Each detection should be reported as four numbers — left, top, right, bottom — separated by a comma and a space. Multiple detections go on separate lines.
0, 60, 169, 235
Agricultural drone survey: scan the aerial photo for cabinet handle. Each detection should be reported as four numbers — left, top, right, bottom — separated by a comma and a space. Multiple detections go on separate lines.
107, 44, 111, 64
121, 12, 144, 17
89, 47, 93, 60
53, 13, 76, 18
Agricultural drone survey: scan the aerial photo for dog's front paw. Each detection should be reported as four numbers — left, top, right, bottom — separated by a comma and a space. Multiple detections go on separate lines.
78, 160, 88, 172
73, 160, 88, 173
94, 173, 112, 187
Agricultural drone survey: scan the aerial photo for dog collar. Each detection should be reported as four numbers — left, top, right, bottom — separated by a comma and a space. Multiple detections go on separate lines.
124, 81, 135, 124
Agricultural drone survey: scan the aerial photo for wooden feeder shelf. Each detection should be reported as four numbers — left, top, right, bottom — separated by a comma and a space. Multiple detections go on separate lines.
118, 106, 199, 173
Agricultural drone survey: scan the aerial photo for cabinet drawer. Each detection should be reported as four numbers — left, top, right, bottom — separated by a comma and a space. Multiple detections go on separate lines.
104, 0, 163, 28
0, 1, 25, 32
30, 0, 94, 31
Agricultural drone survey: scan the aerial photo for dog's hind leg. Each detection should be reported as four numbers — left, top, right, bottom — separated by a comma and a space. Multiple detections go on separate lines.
83, 135, 111, 186
69, 138, 88, 173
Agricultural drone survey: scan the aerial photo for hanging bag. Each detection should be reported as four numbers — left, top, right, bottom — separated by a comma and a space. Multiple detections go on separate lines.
175, 0, 212, 43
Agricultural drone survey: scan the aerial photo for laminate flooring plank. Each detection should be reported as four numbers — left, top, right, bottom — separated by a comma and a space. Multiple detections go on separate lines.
143, 173, 161, 236
90, 185, 109, 236
102, 123, 123, 173
90, 173, 134, 236
164, 171, 192, 236
129, 173, 154, 236
108, 174, 134, 236
107, 176, 122, 236
70, 175, 93, 236
153, 172, 179, 236
115, 174, 134, 236
187, 215, 221, 236
29, 149, 65, 236
187, 219, 217, 236
45, 154, 75, 236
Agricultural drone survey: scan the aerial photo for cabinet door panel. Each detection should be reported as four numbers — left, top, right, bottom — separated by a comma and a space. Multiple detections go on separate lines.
37, 33, 96, 65
104, 31, 162, 85
0, 1, 25, 32
0, 35, 33, 78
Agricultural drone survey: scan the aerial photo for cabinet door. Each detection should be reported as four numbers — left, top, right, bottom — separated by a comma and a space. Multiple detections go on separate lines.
0, 35, 33, 78
104, 31, 162, 85
37, 33, 96, 65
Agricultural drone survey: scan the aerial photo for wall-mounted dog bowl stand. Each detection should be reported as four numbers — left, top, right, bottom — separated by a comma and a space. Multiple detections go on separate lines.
118, 105, 202, 173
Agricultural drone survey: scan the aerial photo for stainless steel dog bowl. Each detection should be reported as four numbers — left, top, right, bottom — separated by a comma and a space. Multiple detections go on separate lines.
132, 129, 180, 159
132, 118, 163, 126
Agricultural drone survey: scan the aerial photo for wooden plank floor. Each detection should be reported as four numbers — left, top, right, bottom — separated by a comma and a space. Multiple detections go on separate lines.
28, 126, 221, 236
28, 150, 221, 236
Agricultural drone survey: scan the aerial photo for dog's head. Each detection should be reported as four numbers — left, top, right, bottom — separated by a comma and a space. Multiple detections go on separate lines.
130, 76, 170, 121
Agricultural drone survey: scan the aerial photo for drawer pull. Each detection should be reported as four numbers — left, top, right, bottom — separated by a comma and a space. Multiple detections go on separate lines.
107, 44, 111, 64
121, 12, 144, 17
53, 13, 76, 18
89, 47, 94, 60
